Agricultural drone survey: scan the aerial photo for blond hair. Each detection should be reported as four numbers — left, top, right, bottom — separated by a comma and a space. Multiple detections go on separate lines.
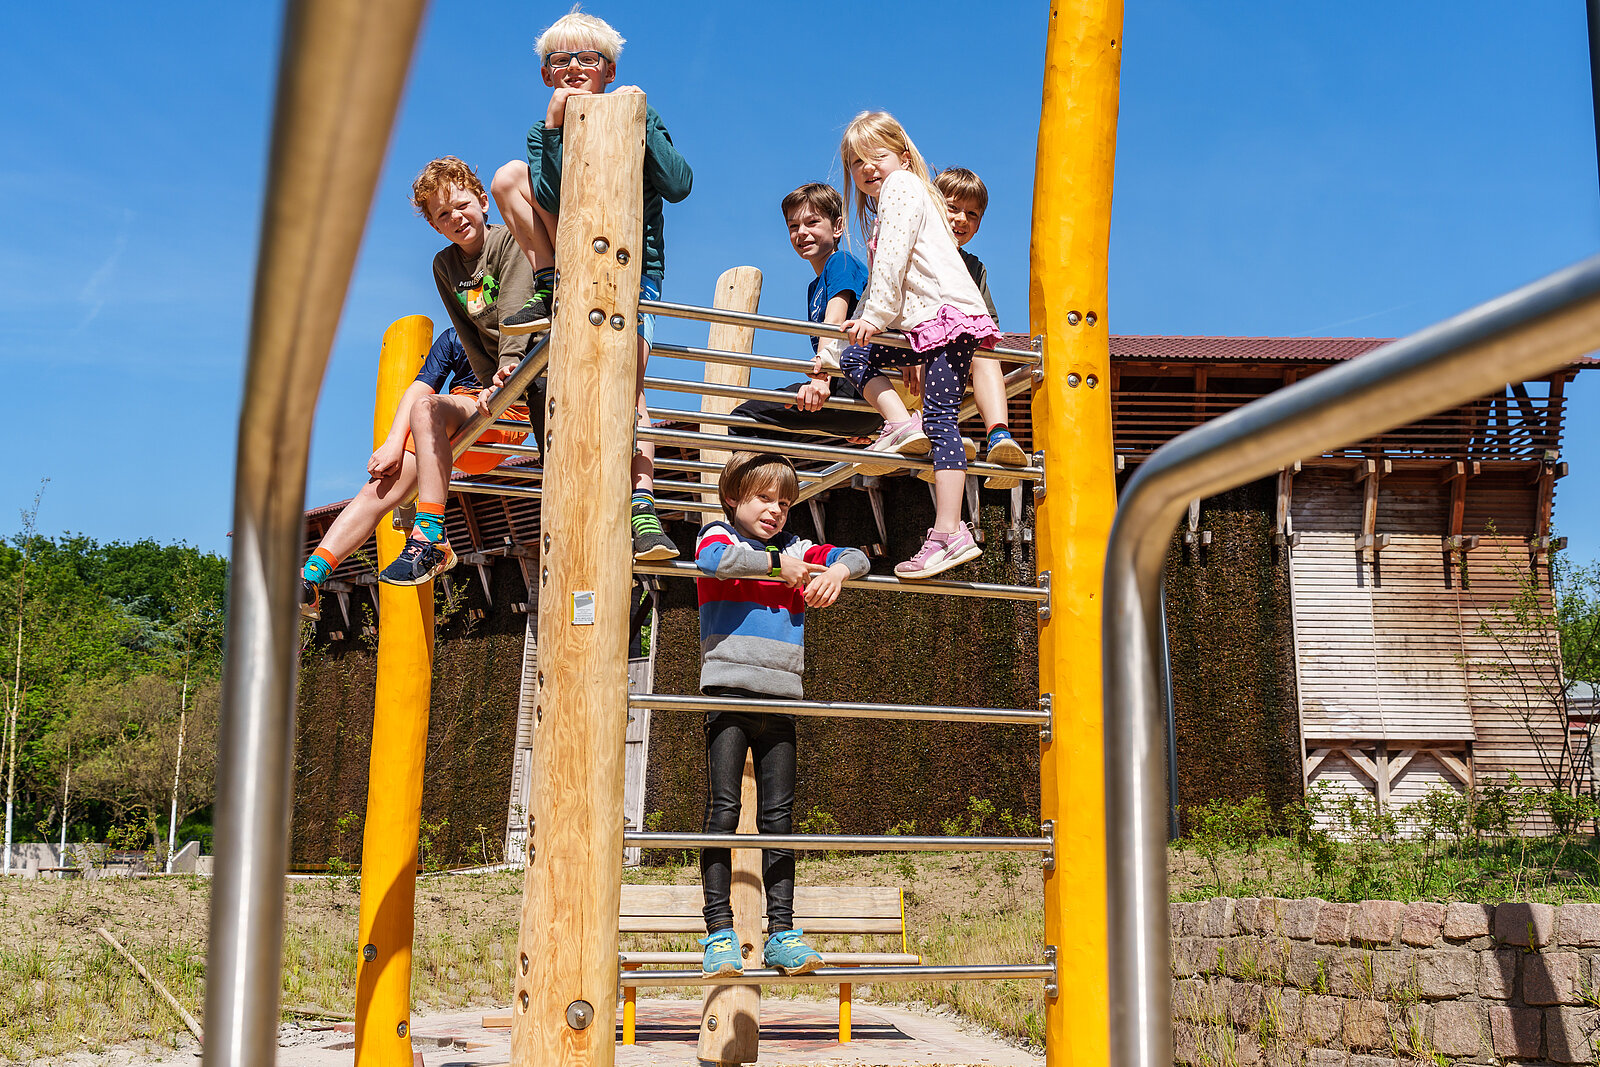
934, 167, 989, 213
410, 156, 484, 216
535, 5, 625, 64
839, 111, 953, 243
718, 452, 799, 522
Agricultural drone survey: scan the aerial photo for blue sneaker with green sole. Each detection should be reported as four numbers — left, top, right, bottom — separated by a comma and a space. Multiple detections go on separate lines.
763, 928, 823, 975
699, 928, 743, 977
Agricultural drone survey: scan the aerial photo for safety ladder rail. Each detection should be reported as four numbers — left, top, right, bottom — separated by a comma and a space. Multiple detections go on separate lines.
446, 332, 552, 465
645, 373, 880, 413
643, 298, 1042, 364
622, 963, 1057, 988
636, 426, 1044, 480
625, 831, 1051, 852
631, 693, 1048, 727
1103, 253, 1600, 1067
633, 558, 1047, 603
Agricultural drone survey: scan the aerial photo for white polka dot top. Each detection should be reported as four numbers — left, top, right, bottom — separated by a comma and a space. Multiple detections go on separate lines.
856, 171, 992, 334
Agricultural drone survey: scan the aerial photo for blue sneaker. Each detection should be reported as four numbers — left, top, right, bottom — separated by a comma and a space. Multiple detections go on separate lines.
763, 928, 823, 975
699, 928, 743, 977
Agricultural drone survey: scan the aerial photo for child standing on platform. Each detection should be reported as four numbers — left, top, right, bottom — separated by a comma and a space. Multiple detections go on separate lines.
935, 167, 1028, 479
692, 452, 870, 977
838, 112, 1001, 579
489, 6, 693, 561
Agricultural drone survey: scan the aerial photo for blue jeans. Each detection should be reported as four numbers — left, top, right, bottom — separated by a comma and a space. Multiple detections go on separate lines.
639, 275, 660, 347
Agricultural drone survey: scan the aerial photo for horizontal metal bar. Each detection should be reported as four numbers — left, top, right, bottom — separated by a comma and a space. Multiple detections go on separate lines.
449, 332, 551, 464
648, 406, 848, 438
631, 693, 1048, 725
633, 558, 1048, 603
625, 831, 1050, 852
450, 479, 541, 501
652, 455, 827, 480
622, 963, 1054, 988
645, 374, 878, 413
651, 340, 905, 380
639, 426, 1043, 480
642, 298, 1040, 364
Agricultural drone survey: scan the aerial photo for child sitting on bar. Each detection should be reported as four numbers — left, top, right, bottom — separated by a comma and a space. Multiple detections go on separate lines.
692, 451, 870, 977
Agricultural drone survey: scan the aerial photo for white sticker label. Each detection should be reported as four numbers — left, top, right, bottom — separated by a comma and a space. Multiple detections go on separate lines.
571, 591, 596, 625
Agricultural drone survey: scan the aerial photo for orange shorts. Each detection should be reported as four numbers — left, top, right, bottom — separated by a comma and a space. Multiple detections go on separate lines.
403, 386, 530, 476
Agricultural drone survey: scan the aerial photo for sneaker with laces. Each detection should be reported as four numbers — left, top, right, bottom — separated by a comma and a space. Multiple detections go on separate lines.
299, 578, 321, 620
501, 293, 552, 336
763, 928, 824, 975
857, 413, 929, 476
895, 523, 982, 579
699, 929, 744, 977
378, 539, 458, 586
631, 505, 680, 561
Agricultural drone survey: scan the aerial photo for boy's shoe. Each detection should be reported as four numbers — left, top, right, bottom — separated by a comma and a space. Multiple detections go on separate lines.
699, 929, 744, 978
631, 505, 680, 561
378, 539, 458, 586
986, 434, 1027, 467
895, 523, 982, 580
501, 293, 552, 336
858, 413, 929, 476
763, 928, 824, 976
299, 578, 321, 621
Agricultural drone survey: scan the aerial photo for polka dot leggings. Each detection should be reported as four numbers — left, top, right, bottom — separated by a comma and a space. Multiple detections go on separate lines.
842, 334, 981, 471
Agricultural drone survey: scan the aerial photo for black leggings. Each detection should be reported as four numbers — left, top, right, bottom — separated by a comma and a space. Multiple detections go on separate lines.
700, 699, 796, 934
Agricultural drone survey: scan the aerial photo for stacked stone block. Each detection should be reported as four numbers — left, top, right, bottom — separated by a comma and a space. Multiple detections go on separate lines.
1170, 899, 1600, 1066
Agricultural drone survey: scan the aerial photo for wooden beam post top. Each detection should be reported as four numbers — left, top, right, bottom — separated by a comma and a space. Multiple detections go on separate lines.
698, 266, 763, 503
515, 90, 645, 1067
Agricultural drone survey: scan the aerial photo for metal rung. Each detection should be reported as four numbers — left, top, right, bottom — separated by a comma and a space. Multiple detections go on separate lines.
633, 558, 1048, 603
632, 693, 1047, 726
450, 479, 542, 501
639, 426, 1044, 481
622, 963, 1054, 988
648, 406, 849, 438
642, 299, 1041, 364
652, 455, 829, 481
645, 374, 877, 412
625, 831, 1050, 852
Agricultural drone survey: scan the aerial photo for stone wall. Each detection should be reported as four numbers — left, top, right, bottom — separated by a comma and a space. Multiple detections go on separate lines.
1170, 897, 1600, 1066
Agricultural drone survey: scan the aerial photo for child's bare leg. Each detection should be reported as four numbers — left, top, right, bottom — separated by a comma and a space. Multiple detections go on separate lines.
859, 376, 912, 424
633, 333, 655, 493
409, 392, 481, 535
490, 161, 555, 272
315, 453, 421, 561
970, 356, 1008, 431
932, 469, 966, 534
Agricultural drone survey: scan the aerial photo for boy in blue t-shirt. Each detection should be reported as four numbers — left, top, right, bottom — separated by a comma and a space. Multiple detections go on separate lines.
730, 183, 882, 444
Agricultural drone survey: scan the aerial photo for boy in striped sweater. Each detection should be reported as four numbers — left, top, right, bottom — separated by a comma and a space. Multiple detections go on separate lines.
693, 451, 870, 977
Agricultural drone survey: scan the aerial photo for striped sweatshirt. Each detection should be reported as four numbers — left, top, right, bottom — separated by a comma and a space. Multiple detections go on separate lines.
694, 520, 871, 699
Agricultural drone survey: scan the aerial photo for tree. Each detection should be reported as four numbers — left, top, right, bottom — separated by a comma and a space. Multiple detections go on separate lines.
2, 483, 45, 873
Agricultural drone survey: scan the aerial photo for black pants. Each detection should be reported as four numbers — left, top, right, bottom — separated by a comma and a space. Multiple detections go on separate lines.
730, 381, 882, 444
700, 695, 796, 934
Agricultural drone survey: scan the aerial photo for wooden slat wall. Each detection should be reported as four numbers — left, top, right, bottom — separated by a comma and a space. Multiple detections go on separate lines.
1370, 535, 1474, 740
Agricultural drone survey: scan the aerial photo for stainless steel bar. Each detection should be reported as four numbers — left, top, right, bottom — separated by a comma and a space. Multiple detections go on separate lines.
652, 455, 825, 479
626, 831, 1051, 852
793, 461, 861, 504
624, 964, 1055, 988
206, 2, 428, 1065
450, 479, 725, 516
645, 374, 878, 412
633, 558, 1049, 603
639, 425, 1044, 481
631, 693, 1048, 725
1104, 252, 1600, 1067
648, 406, 847, 438
448, 333, 550, 462
642, 298, 1041, 364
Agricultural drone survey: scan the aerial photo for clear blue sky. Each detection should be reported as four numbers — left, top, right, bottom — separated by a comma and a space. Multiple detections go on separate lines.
2, 2, 1596, 558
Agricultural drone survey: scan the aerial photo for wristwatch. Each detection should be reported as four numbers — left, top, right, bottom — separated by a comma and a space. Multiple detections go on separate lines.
767, 548, 782, 578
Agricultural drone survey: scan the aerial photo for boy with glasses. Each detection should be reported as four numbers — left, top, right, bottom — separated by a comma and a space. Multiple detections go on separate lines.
489, 8, 693, 561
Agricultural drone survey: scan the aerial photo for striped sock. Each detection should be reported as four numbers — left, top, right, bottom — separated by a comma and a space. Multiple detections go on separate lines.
302, 547, 337, 585
414, 502, 447, 543
533, 267, 555, 301
631, 491, 664, 537
987, 424, 1013, 446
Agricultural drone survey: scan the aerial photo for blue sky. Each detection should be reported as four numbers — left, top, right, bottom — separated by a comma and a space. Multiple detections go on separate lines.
1, 2, 1596, 559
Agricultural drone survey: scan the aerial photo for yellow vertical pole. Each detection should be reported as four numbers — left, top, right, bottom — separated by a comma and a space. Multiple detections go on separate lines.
354, 313, 437, 1066
513, 92, 644, 1067
1031, 2, 1123, 1067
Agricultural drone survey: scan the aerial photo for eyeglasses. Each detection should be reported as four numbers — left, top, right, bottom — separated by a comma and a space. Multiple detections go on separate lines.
545, 50, 607, 70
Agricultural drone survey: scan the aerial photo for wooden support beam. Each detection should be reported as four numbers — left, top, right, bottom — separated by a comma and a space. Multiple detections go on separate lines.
1304, 749, 1329, 777
1432, 750, 1471, 786
699, 754, 761, 1063
1374, 744, 1390, 815
1339, 747, 1380, 784
1275, 467, 1296, 545
514, 92, 644, 1067
697, 267, 763, 503
1533, 450, 1561, 540
1356, 458, 1387, 561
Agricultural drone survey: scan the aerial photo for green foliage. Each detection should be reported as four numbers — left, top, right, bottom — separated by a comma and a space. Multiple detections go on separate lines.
1178, 795, 1273, 896
418, 816, 450, 873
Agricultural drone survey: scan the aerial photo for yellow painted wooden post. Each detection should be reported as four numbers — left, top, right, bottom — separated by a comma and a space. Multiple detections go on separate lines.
355, 313, 437, 1066
1031, 2, 1123, 1067
512, 92, 645, 1067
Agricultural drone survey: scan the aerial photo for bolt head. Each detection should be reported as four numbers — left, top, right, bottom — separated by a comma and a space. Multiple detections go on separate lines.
1067, 373, 1082, 387
362, 944, 377, 962
1066, 311, 1082, 325
609, 314, 626, 330
396, 1021, 408, 1037
588, 308, 605, 325
616, 249, 630, 265
592, 237, 610, 254
566, 999, 594, 1030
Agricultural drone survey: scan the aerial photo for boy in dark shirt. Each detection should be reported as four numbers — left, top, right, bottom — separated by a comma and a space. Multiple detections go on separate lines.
489, 8, 692, 561
729, 183, 882, 444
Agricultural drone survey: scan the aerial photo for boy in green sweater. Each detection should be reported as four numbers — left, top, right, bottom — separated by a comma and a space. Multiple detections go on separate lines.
490, 7, 692, 561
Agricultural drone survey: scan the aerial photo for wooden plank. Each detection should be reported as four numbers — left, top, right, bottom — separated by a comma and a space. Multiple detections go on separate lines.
619, 916, 905, 935
697, 267, 762, 503
701, 754, 761, 1063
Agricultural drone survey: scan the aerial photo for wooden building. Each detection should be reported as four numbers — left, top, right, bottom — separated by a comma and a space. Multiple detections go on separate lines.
289, 334, 1590, 862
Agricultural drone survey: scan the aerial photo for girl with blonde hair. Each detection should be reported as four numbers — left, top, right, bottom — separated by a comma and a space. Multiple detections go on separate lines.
838, 111, 1000, 578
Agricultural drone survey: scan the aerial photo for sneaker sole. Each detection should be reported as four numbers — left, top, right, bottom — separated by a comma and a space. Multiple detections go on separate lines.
379, 547, 458, 587
701, 963, 743, 978
500, 318, 551, 337
772, 956, 824, 976
895, 543, 983, 580
987, 439, 1028, 466
983, 475, 1022, 491
633, 542, 680, 562
299, 606, 321, 621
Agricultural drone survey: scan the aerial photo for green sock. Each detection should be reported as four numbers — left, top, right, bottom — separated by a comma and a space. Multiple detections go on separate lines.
631, 492, 664, 537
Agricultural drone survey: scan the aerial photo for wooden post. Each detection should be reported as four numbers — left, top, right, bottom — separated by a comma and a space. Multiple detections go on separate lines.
698, 267, 763, 503
698, 754, 762, 1063
512, 92, 645, 1067
355, 314, 436, 1067
1030, 2, 1122, 1066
